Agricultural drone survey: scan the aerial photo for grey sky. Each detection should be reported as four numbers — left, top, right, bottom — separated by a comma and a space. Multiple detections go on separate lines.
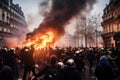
91, 0, 109, 14
13, 0, 110, 31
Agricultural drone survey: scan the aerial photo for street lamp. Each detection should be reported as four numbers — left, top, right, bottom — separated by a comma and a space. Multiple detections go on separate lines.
93, 17, 98, 47
96, 29, 98, 47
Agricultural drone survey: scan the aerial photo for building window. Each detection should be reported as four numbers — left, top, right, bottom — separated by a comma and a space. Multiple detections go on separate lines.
7, 12, 10, 23
119, 8, 120, 15
3, 28, 9, 32
113, 11, 117, 18
1, 28, 4, 31
7, 29, 10, 32
0, 26, 2, 31
110, 24, 112, 32
0, 8, 2, 20
4, 11, 7, 22
113, 23, 117, 32
109, 24, 111, 32
11, 23, 14, 27
112, 23, 113, 32
118, 23, 120, 31
107, 25, 109, 32
105, 26, 107, 33
2, 10, 5, 20
103, 27, 105, 33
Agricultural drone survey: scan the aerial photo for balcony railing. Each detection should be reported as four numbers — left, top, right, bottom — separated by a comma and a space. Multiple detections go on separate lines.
0, 31, 12, 35
102, 32, 115, 38
102, 17, 114, 24
0, 20, 10, 28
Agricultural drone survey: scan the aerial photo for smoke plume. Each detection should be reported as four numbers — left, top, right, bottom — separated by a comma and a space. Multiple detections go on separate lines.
27, 0, 98, 42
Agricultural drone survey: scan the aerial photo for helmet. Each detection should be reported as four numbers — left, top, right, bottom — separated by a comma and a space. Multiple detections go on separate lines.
75, 51, 80, 54
57, 62, 65, 68
8, 48, 15, 54
79, 50, 83, 52
24, 49, 29, 52
101, 48, 104, 50
66, 59, 75, 67
89, 48, 93, 51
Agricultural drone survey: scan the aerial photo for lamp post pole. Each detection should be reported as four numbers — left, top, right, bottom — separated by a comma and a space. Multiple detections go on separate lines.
96, 29, 98, 47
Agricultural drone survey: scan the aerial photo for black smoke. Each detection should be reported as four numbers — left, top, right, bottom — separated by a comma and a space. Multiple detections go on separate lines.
27, 0, 98, 41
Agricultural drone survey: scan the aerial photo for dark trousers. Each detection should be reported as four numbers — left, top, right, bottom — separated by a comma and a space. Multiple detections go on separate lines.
22, 65, 36, 80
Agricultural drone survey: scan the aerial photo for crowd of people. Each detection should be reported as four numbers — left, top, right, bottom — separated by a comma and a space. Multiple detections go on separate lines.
0, 46, 120, 80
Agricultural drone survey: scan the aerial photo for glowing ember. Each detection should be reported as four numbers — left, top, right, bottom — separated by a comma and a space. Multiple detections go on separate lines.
24, 32, 54, 49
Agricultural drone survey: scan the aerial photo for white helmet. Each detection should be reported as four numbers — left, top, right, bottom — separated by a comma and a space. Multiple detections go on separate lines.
24, 49, 29, 52
57, 62, 65, 68
66, 59, 75, 67
75, 51, 80, 54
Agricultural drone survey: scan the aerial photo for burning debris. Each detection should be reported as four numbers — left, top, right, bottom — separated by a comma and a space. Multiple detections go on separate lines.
25, 0, 98, 49
25, 32, 54, 49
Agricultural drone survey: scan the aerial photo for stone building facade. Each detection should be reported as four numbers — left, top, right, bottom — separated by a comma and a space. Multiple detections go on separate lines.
0, 0, 27, 47
102, 0, 120, 48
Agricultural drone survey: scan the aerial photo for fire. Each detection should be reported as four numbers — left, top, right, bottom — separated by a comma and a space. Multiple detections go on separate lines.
24, 32, 54, 49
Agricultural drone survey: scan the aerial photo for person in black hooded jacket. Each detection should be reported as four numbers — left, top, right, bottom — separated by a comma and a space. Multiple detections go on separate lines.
95, 56, 114, 80
63, 59, 81, 80
0, 54, 16, 80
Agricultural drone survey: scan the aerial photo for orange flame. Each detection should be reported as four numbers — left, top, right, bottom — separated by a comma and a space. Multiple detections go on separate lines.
24, 32, 54, 49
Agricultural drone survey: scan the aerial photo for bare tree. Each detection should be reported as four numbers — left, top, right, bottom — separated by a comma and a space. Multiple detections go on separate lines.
74, 14, 101, 47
